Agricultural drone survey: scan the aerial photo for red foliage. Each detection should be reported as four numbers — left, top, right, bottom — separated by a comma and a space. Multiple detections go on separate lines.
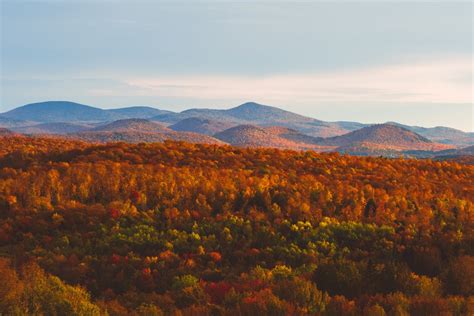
204, 281, 233, 303
142, 268, 151, 276
247, 248, 260, 256
109, 208, 120, 219
42, 235, 53, 244
234, 279, 265, 293
111, 254, 121, 264
209, 251, 222, 263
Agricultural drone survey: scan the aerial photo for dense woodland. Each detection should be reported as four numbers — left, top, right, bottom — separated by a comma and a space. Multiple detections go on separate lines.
0, 135, 473, 315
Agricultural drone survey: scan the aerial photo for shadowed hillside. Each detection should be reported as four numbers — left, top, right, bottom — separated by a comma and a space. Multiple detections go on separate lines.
91, 118, 171, 133
71, 119, 225, 145
12, 122, 93, 134
0, 127, 14, 136
170, 117, 236, 135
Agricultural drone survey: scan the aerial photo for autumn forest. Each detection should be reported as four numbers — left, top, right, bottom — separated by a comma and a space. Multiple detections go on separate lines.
0, 135, 473, 315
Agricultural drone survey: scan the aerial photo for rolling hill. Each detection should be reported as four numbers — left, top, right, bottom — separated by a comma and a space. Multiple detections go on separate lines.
317, 124, 454, 154
424, 145, 474, 158
386, 122, 474, 147
71, 130, 224, 145
107, 106, 173, 119
1, 100, 472, 152
226, 102, 316, 123
214, 125, 331, 151
214, 125, 283, 147
152, 102, 353, 137
170, 117, 236, 135
265, 126, 323, 145
12, 122, 93, 134
0, 101, 121, 122
90, 118, 171, 133
0, 128, 14, 136
0, 101, 172, 124
0, 116, 34, 128
69, 118, 224, 145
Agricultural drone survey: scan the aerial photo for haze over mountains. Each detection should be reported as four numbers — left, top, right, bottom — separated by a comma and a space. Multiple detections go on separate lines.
1, 100, 472, 157
0, 101, 168, 123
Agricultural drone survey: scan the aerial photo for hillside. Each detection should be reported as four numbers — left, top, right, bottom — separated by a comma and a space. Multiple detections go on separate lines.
91, 118, 171, 133
71, 130, 225, 145
107, 106, 172, 119
228, 103, 351, 138
214, 125, 285, 147
265, 126, 323, 145
0, 127, 14, 136
0, 136, 473, 315
0, 116, 33, 128
170, 117, 236, 135
318, 124, 453, 152
71, 131, 167, 144
386, 122, 473, 146
0, 101, 122, 122
153, 102, 353, 137
70, 119, 225, 145
429, 145, 474, 164
12, 122, 93, 134
214, 124, 331, 151
0, 102, 172, 124
226, 102, 316, 123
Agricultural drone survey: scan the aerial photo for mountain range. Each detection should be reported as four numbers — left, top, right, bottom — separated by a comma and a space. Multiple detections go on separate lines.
69, 119, 224, 145
1, 100, 472, 157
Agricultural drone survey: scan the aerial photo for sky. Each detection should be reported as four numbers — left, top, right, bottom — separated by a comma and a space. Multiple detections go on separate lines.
1, 1, 473, 131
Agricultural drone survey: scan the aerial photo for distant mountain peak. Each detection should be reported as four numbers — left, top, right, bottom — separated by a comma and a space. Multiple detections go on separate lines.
107, 106, 172, 119
1, 101, 116, 123
111, 105, 157, 110
1, 101, 174, 123
11, 100, 98, 111
227, 102, 318, 124
234, 102, 267, 109
230, 102, 279, 112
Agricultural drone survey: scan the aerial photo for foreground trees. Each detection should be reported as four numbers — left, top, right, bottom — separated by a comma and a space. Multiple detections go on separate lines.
0, 136, 473, 315
0, 258, 101, 315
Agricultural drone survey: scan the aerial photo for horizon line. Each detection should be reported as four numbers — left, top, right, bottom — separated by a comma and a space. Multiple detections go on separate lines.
1, 99, 472, 133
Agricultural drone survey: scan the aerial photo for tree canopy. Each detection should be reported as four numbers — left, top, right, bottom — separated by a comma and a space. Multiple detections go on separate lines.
0, 136, 473, 315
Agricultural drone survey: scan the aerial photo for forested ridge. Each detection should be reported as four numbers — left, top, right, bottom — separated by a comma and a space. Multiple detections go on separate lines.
0, 136, 473, 315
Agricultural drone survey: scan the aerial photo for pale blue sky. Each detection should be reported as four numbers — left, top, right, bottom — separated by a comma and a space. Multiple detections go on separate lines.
1, 1, 473, 131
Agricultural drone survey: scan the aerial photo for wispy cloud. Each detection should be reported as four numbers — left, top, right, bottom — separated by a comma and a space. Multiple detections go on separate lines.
120, 56, 472, 104
117, 57, 473, 103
